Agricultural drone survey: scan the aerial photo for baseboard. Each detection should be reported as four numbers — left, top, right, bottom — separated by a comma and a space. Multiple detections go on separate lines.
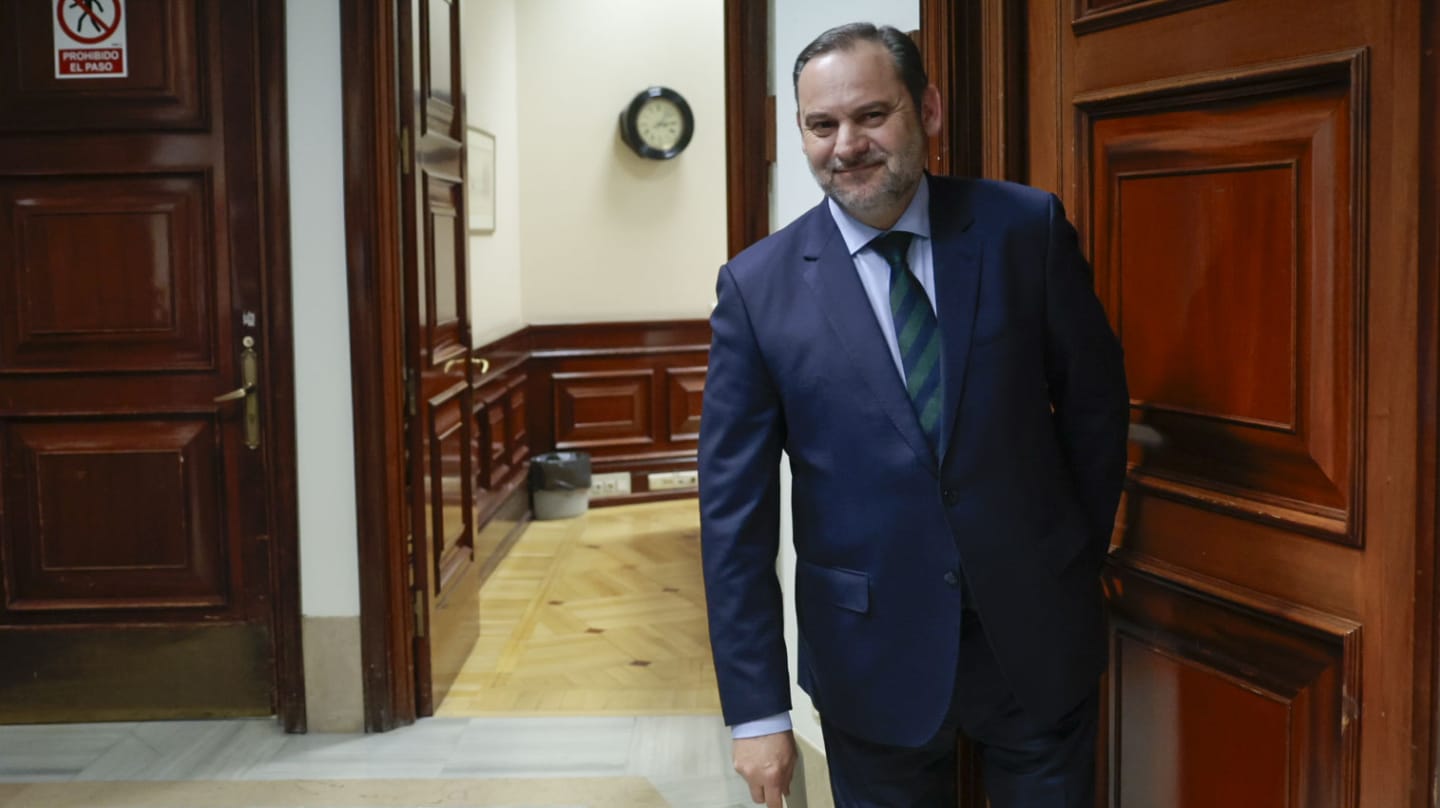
588, 454, 700, 508
302, 616, 365, 732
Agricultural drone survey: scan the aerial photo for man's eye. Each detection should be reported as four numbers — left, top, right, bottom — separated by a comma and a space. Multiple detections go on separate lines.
810, 122, 836, 135
862, 111, 886, 123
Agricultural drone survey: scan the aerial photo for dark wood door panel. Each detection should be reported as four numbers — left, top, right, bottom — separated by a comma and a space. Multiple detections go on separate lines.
0, 624, 271, 723
1123, 490, 1362, 617
1026, 0, 1430, 803
0, 173, 217, 373
0, 0, 285, 721
1084, 52, 1363, 544
423, 0, 456, 111
1108, 564, 1357, 807
422, 175, 464, 351
2, 417, 230, 613
1069, 4, 1379, 95
403, 0, 472, 716
427, 390, 470, 594
0, 0, 205, 133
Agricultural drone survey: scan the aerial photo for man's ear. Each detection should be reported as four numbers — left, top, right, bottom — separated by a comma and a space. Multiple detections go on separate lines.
921, 84, 942, 138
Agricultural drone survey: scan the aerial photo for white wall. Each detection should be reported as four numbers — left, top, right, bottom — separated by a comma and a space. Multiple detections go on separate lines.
515, 0, 727, 324
771, 0, 920, 754
285, 0, 360, 619
464, 0, 526, 346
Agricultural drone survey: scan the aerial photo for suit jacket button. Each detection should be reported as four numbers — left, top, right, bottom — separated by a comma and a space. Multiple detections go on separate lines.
943, 571, 959, 586
942, 488, 959, 506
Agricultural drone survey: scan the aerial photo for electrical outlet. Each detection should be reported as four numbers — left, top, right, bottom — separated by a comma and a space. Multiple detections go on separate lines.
648, 470, 699, 491
590, 472, 631, 497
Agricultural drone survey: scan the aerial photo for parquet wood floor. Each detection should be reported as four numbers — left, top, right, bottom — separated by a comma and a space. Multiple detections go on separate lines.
435, 499, 722, 717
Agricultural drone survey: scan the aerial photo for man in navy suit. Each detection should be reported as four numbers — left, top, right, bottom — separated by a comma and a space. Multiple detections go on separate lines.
698, 22, 1129, 808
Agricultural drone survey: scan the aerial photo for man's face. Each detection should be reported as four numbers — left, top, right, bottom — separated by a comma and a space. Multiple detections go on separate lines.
796, 41, 941, 228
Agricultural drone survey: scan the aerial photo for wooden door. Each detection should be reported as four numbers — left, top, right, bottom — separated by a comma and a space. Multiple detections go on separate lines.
0, 0, 292, 722
399, 0, 479, 716
1025, 0, 1434, 804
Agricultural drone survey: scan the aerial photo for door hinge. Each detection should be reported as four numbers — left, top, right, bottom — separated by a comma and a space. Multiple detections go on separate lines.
413, 588, 426, 638
405, 534, 415, 589
399, 125, 413, 175
404, 367, 418, 419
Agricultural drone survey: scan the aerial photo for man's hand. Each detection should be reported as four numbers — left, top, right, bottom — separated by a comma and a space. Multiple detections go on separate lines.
733, 730, 797, 807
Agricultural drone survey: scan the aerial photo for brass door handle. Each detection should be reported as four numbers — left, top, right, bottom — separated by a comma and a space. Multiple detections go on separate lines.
213, 384, 254, 403
216, 338, 262, 449
443, 357, 491, 375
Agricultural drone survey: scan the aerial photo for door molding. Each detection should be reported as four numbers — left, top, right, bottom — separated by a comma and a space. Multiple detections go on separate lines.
257, 0, 307, 734
1423, 0, 1440, 799
919, 0, 1025, 183
724, 0, 769, 257
339, 0, 417, 731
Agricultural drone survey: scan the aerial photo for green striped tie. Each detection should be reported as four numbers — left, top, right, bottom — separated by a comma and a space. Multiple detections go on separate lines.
871, 231, 942, 451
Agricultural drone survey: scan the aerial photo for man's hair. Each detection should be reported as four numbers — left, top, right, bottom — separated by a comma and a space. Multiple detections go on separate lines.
792, 23, 928, 115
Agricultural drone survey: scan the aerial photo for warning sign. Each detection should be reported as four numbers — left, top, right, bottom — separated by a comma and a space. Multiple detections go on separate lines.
53, 0, 128, 79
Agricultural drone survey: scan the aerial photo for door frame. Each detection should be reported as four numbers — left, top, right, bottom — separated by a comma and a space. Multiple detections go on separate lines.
725, 0, 769, 258
1422, 0, 1440, 797
339, 0, 417, 731
257, 0, 307, 734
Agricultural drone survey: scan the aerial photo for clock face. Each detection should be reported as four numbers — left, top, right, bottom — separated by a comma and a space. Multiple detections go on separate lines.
636, 98, 684, 151
620, 87, 693, 159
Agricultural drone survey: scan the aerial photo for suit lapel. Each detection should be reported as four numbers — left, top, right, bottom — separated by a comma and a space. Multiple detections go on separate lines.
929, 179, 983, 463
799, 207, 938, 473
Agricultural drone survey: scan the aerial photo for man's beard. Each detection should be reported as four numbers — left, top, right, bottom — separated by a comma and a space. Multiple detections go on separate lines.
813, 133, 925, 219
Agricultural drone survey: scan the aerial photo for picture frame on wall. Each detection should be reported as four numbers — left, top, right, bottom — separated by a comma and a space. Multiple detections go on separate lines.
467, 126, 496, 233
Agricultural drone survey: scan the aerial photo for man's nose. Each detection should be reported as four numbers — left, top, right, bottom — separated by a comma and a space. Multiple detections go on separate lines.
834, 121, 868, 161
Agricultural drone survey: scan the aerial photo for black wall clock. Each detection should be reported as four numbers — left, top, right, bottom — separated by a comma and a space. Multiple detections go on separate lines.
618, 86, 694, 160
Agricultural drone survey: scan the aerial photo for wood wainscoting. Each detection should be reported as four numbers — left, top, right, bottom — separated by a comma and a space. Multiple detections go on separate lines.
525, 321, 710, 508
465, 320, 709, 550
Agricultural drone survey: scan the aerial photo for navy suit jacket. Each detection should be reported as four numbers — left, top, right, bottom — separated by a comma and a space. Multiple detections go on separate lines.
698, 176, 1129, 748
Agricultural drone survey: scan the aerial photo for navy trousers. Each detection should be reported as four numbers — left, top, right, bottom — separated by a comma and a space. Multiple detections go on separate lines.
820, 608, 1099, 807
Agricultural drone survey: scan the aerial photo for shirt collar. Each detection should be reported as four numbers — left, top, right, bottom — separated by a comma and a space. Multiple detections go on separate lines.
826, 175, 932, 256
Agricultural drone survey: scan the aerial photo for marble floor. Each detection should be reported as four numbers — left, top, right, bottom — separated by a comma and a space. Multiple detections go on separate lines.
0, 715, 755, 807
0, 503, 779, 807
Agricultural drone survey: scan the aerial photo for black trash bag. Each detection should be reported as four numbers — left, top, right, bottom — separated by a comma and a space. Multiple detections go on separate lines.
529, 451, 592, 492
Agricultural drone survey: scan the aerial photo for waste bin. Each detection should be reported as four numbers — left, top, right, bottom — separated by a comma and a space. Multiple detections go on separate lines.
530, 451, 592, 520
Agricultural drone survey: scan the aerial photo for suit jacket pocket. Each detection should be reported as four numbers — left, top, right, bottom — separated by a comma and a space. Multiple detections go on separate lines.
796, 559, 870, 615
